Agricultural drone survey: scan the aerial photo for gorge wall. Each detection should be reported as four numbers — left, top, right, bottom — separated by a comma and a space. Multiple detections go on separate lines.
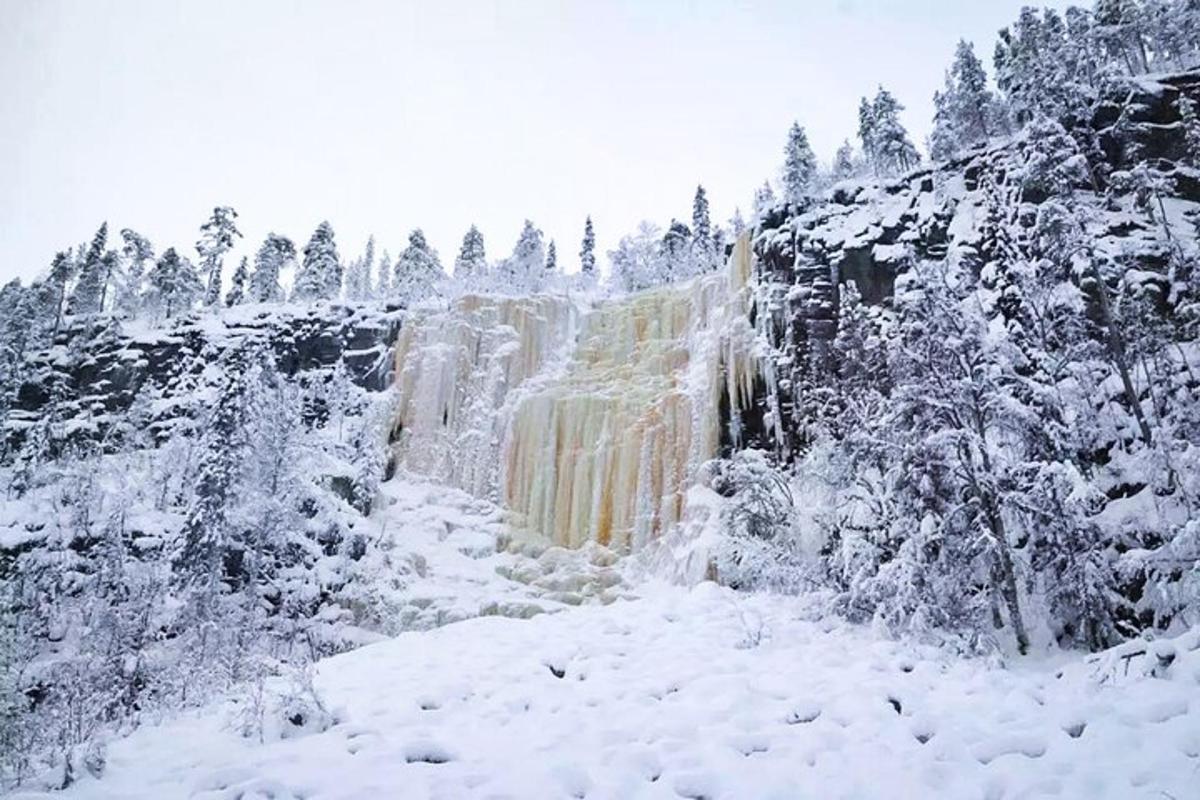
391, 237, 758, 552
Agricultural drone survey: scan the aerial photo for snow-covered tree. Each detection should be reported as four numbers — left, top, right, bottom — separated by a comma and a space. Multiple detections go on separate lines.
691, 185, 719, 273
545, 239, 558, 279
454, 225, 487, 282
147, 247, 202, 319
376, 248, 392, 298
782, 122, 818, 203
197, 206, 242, 307
860, 87, 920, 176
661, 219, 692, 283
930, 40, 1008, 162
579, 216, 596, 276
1179, 94, 1200, 165
344, 236, 375, 301
609, 221, 663, 292
116, 228, 153, 318
66, 223, 108, 317
46, 250, 75, 334
501, 220, 546, 292
728, 207, 747, 236
752, 181, 777, 221
393, 228, 444, 305
293, 222, 341, 302
831, 140, 857, 181
225, 257, 249, 307
250, 234, 294, 304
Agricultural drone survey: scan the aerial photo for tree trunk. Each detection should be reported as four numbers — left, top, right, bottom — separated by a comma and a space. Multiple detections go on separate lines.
986, 505, 1030, 655
1089, 259, 1154, 446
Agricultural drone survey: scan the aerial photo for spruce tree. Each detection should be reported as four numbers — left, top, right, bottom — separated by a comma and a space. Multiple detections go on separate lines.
579, 216, 596, 276
47, 250, 75, 334
661, 220, 692, 282
196, 206, 242, 307
293, 221, 341, 302
344, 236, 375, 301
116, 229, 153, 318
868, 87, 920, 175
376, 248, 392, 297
930, 40, 1006, 162
782, 122, 818, 203
225, 257, 249, 306
545, 239, 558, 278
728, 207, 747, 236
177, 345, 254, 588
505, 220, 545, 292
691, 186, 712, 243
753, 181, 777, 220
691, 186, 717, 273
67, 223, 108, 317
393, 228, 444, 305
832, 140, 856, 181
249, 233, 293, 304
148, 247, 202, 319
857, 97, 878, 169
454, 225, 487, 281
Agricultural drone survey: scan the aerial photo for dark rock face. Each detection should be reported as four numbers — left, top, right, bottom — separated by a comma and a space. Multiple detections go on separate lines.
3, 302, 404, 453
739, 69, 1200, 463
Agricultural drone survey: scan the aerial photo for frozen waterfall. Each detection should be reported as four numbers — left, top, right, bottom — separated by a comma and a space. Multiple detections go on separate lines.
391, 234, 758, 553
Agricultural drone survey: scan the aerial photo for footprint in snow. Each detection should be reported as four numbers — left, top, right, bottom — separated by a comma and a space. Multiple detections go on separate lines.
785, 701, 821, 724
403, 739, 456, 764
972, 734, 1048, 764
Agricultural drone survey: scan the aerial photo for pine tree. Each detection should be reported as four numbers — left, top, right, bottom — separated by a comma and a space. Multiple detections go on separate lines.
454, 225, 487, 282
345, 236, 375, 301
691, 185, 717, 273
661, 220, 692, 282
147, 247, 202, 319
545, 239, 558, 278
225, 257, 249, 307
753, 181, 777, 220
857, 97, 878, 169
197, 207, 242, 307
47, 250, 75, 334
177, 345, 254, 588
504, 220, 545, 292
67, 223, 108, 317
579, 216, 596, 276
393, 228, 444, 305
376, 249, 392, 298
116, 229, 153, 318
692, 186, 712, 243
1095, 0, 1150, 75
930, 40, 1007, 162
728, 207, 747, 236
0, 281, 32, 403
1179, 95, 1200, 167
867, 87, 920, 175
832, 140, 856, 181
782, 122, 818, 203
249, 234, 293, 304
293, 222, 341, 302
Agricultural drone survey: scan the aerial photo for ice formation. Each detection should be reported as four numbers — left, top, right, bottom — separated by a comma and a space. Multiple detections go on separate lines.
392, 234, 758, 552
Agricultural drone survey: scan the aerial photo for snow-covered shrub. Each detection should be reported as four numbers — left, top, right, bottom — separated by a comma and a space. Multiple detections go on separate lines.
0, 331, 400, 789
707, 451, 809, 593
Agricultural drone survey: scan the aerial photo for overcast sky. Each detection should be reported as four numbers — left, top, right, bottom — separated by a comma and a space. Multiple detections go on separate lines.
0, 0, 1070, 284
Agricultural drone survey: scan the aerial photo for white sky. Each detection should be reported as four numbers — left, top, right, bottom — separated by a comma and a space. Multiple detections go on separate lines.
0, 0, 1071, 284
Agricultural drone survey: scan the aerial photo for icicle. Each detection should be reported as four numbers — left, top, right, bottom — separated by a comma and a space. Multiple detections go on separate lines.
392, 232, 761, 553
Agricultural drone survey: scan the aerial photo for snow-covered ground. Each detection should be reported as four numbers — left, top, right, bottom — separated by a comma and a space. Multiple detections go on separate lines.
12, 479, 1200, 800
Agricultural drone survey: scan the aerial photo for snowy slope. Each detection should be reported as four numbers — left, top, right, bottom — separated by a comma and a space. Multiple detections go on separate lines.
17, 483, 1199, 800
